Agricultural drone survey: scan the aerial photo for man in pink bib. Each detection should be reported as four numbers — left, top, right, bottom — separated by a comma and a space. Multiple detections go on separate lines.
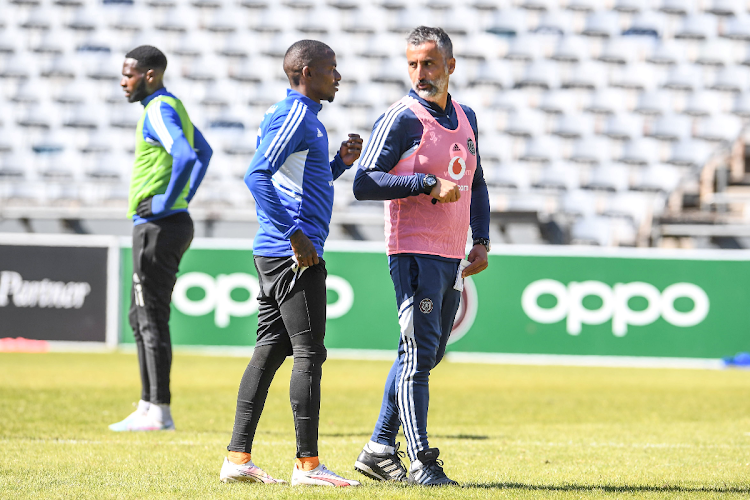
352, 26, 491, 486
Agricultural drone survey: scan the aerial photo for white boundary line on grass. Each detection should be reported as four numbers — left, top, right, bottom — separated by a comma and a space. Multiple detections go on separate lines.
99, 343, 726, 370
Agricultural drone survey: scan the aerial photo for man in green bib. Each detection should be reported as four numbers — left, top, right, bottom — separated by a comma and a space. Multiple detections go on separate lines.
110, 45, 213, 432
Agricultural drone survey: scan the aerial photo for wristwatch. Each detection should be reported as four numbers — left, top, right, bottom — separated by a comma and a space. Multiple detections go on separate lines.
422, 174, 437, 195
473, 237, 491, 252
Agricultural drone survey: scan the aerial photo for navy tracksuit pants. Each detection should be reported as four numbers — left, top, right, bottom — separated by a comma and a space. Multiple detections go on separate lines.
370, 254, 462, 460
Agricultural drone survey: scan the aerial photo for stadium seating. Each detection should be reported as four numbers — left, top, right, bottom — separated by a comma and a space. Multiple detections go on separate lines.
1, 0, 748, 246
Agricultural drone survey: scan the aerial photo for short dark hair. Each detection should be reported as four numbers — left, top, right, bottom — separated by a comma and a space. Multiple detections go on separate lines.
125, 45, 168, 72
406, 26, 453, 60
283, 39, 334, 85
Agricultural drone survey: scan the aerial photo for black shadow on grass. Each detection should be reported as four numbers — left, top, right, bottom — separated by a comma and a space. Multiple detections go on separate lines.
433, 434, 489, 440
319, 432, 372, 438
464, 483, 750, 494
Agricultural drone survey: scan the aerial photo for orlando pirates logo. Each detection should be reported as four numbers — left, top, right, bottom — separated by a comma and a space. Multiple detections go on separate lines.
467, 137, 476, 156
419, 298, 433, 314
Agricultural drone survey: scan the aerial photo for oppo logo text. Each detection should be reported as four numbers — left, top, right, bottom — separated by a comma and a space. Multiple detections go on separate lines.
521, 280, 709, 336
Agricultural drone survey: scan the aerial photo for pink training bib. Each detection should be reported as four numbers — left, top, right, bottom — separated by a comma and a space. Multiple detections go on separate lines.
385, 96, 476, 259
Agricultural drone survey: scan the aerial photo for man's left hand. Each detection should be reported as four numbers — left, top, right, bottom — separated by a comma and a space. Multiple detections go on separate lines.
462, 244, 489, 278
339, 133, 363, 166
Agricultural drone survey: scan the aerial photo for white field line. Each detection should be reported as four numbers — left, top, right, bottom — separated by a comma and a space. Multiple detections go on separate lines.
2, 438, 747, 450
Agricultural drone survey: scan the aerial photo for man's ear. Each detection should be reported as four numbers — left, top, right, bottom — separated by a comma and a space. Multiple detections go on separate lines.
301, 65, 312, 80
145, 68, 155, 83
447, 57, 456, 76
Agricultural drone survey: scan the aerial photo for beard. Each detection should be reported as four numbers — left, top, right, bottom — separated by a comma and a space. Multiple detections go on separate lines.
412, 73, 449, 100
128, 77, 148, 103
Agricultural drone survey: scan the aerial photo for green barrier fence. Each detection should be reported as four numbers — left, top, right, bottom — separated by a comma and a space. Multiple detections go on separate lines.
121, 243, 750, 360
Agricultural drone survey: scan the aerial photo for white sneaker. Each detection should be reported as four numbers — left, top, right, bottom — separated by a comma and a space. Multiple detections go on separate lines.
220, 458, 287, 484
291, 463, 361, 487
108, 413, 175, 432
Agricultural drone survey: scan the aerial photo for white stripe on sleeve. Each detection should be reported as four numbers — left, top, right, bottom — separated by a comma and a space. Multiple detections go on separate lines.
265, 100, 308, 166
360, 102, 408, 170
269, 106, 307, 166
147, 101, 175, 154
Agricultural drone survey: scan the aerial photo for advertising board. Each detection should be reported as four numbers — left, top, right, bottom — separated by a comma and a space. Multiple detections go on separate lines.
120, 241, 750, 360
0, 234, 117, 344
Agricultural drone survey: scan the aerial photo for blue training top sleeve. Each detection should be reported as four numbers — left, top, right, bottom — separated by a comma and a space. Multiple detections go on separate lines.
330, 152, 349, 180
185, 126, 213, 203
244, 106, 307, 238
143, 101, 197, 214
461, 104, 491, 241
352, 107, 425, 201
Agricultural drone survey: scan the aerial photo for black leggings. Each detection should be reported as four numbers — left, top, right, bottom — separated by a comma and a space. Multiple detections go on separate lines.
227, 257, 327, 458
129, 212, 193, 405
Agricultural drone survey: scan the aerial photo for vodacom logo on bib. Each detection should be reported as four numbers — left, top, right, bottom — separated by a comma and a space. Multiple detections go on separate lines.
448, 156, 466, 180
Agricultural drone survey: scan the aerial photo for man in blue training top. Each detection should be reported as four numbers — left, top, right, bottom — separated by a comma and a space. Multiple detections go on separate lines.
109, 45, 213, 432
219, 40, 364, 487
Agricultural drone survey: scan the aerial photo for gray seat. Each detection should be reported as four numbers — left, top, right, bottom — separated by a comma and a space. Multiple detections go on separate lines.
610, 63, 655, 91
683, 91, 720, 117
648, 114, 691, 142
67, 8, 98, 30
584, 163, 631, 192
584, 88, 626, 115
625, 10, 663, 37
470, 60, 512, 88
695, 39, 732, 66
658, 0, 694, 16
486, 9, 527, 38
646, 41, 684, 65
504, 109, 544, 137
602, 114, 642, 141
666, 140, 713, 168
709, 66, 748, 93
722, 14, 750, 41
634, 90, 670, 116
552, 114, 593, 139
64, 104, 100, 129
533, 161, 580, 191
539, 90, 575, 115
19, 8, 52, 30
731, 92, 750, 117
674, 13, 717, 40
614, 0, 645, 13
0, 55, 31, 79
550, 36, 589, 63
597, 38, 638, 65
662, 64, 701, 91
515, 60, 559, 89
562, 189, 599, 217
581, 11, 619, 38
204, 8, 238, 32
570, 136, 609, 164
618, 137, 660, 165
566, 0, 596, 12
570, 216, 614, 246
694, 115, 742, 142
520, 136, 561, 163
632, 163, 682, 192
505, 35, 544, 61
486, 163, 531, 190
561, 61, 606, 89
705, 0, 739, 16
533, 9, 572, 35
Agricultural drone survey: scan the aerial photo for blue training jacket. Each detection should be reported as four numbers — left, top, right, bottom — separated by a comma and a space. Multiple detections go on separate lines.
133, 88, 213, 225
245, 89, 349, 258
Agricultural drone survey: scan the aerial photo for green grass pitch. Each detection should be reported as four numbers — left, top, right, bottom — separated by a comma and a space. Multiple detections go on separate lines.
0, 352, 749, 499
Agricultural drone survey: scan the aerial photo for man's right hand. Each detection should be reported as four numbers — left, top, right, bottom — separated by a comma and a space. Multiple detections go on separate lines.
430, 177, 461, 203
290, 229, 319, 268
